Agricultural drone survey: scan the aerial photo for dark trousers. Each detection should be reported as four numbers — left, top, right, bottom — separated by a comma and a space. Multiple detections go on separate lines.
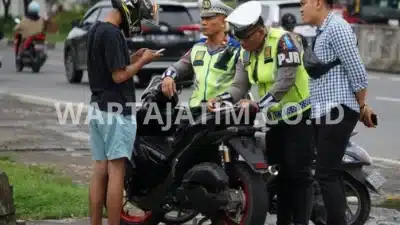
266, 110, 314, 225
313, 105, 358, 225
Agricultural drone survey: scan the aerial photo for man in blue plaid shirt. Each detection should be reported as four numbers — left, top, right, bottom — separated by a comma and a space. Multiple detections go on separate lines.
300, 0, 376, 224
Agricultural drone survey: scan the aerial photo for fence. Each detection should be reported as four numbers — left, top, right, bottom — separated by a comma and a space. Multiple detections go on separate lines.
352, 24, 400, 73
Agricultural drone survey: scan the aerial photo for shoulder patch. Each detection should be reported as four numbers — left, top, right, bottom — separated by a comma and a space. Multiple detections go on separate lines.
283, 34, 295, 49
228, 37, 241, 48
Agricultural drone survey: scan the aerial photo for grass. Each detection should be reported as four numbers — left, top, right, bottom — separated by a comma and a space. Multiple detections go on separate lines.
0, 155, 89, 220
379, 196, 400, 211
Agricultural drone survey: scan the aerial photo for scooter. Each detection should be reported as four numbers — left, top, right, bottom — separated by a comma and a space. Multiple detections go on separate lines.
14, 17, 48, 73
244, 92, 386, 225
266, 130, 386, 225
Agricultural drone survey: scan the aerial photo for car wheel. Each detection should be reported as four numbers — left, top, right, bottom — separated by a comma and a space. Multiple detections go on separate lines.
65, 49, 83, 84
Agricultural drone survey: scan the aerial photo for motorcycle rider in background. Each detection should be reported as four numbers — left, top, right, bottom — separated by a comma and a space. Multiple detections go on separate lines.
208, 1, 314, 225
14, 1, 45, 60
161, 0, 241, 108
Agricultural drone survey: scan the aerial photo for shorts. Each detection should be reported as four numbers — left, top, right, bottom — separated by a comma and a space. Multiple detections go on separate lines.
88, 106, 136, 161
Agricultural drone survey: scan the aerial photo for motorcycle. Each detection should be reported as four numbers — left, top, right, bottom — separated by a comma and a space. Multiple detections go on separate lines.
14, 17, 48, 73
265, 129, 386, 225
120, 75, 274, 225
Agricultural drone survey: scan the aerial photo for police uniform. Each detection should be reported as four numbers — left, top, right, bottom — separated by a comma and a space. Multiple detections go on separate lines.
161, 0, 240, 108
221, 1, 314, 225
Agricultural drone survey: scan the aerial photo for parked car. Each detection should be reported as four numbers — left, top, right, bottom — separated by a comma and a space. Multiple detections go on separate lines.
182, 1, 201, 23
63, 0, 201, 87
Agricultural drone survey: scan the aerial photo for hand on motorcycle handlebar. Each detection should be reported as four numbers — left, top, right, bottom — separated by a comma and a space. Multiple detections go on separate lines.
207, 98, 218, 112
161, 77, 176, 98
238, 99, 259, 112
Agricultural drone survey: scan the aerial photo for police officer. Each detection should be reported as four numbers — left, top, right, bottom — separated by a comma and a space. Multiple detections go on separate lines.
208, 1, 313, 225
280, 13, 309, 48
161, 0, 241, 108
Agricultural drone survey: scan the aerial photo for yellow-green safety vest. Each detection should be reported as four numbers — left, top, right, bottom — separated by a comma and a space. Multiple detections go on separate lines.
189, 40, 240, 108
240, 27, 311, 121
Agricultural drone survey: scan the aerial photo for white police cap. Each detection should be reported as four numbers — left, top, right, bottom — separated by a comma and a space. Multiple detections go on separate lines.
198, 0, 234, 17
225, 1, 262, 30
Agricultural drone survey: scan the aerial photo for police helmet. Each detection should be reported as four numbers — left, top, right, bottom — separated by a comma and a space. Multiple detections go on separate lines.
111, 0, 159, 37
28, 1, 41, 14
281, 13, 297, 32
225, 1, 265, 39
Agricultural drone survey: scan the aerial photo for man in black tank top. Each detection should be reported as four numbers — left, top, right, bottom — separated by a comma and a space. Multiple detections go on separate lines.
86, 1, 161, 225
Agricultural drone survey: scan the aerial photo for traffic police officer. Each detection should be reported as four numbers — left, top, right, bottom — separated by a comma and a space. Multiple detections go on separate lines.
161, 0, 241, 108
208, 1, 313, 225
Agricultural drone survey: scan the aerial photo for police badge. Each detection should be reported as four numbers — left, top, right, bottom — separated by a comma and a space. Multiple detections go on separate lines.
264, 46, 272, 63
202, 0, 211, 9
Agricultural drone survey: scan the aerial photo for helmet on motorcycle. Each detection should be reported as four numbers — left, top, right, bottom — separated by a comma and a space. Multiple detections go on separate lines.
111, 0, 159, 37
28, 1, 41, 14
281, 13, 297, 32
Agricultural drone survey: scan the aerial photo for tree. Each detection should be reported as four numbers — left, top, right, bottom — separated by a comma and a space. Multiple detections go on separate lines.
23, 0, 32, 15
1, 0, 11, 21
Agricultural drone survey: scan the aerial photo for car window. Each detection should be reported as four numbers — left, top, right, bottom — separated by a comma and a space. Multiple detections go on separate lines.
98, 7, 112, 22
188, 7, 201, 23
261, 5, 270, 22
158, 5, 194, 26
83, 8, 100, 24
279, 4, 303, 23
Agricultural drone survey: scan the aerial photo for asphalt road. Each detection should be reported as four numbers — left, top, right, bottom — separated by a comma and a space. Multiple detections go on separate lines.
0, 48, 400, 161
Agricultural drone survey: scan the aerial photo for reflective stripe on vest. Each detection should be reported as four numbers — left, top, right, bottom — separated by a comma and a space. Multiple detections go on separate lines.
240, 27, 311, 121
189, 44, 239, 108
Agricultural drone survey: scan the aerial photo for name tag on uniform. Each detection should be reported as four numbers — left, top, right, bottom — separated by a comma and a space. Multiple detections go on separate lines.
264, 46, 273, 63
242, 51, 251, 66
193, 51, 205, 66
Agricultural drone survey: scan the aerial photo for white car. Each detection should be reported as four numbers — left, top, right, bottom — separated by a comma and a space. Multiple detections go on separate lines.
258, 0, 317, 38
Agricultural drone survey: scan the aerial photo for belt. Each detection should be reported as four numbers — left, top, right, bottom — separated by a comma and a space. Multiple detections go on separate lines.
266, 98, 311, 121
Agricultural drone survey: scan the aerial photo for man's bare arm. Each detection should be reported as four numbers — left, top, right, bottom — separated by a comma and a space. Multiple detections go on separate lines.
112, 58, 146, 84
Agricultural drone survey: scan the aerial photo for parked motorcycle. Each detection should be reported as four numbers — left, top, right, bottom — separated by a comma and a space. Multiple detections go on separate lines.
120, 76, 273, 225
265, 132, 386, 225
14, 17, 48, 73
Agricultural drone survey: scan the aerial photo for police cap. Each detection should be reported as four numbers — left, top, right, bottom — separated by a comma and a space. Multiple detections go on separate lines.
199, 0, 233, 17
225, 1, 264, 38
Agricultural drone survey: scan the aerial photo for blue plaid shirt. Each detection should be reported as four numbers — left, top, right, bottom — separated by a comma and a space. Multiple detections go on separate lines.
310, 12, 368, 118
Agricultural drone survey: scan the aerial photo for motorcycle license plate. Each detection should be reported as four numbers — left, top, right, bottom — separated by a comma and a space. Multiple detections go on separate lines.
366, 170, 386, 190
34, 44, 45, 50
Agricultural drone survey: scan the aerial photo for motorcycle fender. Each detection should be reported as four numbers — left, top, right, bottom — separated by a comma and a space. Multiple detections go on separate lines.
225, 136, 268, 173
344, 168, 380, 194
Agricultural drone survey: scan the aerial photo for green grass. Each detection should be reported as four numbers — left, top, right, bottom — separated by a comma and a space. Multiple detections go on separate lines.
0, 156, 89, 220
379, 196, 400, 211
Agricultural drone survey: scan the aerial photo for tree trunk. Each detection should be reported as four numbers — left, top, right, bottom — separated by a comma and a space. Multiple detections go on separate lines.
23, 0, 32, 15
0, 171, 16, 225
1, 0, 11, 22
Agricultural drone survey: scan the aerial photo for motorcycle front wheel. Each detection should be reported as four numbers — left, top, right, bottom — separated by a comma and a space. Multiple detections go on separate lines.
222, 163, 269, 225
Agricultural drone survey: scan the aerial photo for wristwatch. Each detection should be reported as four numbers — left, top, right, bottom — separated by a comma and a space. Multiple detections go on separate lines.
161, 70, 176, 80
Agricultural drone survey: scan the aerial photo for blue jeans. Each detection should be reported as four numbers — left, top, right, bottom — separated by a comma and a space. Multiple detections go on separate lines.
88, 106, 136, 161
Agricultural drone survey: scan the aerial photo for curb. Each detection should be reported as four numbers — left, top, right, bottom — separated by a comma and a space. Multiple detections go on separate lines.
0, 148, 90, 152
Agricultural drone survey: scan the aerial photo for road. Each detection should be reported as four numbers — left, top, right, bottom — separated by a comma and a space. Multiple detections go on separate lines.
0, 47, 400, 161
